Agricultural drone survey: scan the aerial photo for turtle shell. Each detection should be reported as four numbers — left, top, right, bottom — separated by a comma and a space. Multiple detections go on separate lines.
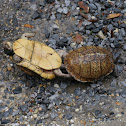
64, 46, 114, 82
12, 39, 62, 79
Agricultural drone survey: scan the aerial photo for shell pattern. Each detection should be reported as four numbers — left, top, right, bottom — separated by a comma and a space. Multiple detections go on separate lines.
64, 46, 114, 82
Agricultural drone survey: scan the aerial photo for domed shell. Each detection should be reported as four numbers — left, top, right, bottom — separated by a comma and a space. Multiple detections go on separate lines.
64, 46, 114, 82
12, 39, 62, 79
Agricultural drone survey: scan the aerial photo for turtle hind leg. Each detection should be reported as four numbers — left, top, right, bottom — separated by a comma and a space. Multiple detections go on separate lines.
54, 68, 71, 78
21, 32, 36, 39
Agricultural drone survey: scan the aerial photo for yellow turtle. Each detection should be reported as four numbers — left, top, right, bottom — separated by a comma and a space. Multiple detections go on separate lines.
3, 33, 62, 79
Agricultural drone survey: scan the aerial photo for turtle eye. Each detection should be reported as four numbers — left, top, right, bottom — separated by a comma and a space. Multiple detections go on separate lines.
48, 53, 53, 55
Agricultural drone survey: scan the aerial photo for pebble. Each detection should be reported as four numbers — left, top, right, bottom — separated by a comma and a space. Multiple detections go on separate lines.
57, 8, 63, 13
30, 4, 37, 10
107, 24, 114, 31
89, 3, 97, 10
50, 14, 56, 20
54, 84, 60, 88
39, 104, 47, 112
12, 109, 20, 116
65, 113, 72, 120
74, 87, 81, 96
62, 7, 68, 14
123, 45, 126, 51
75, 108, 79, 112
97, 31, 106, 39
20, 104, 28, 112
12, 86, 22, 94
33, 114, 37, 118
65, 0, 70, 7
1, 119, 10, 124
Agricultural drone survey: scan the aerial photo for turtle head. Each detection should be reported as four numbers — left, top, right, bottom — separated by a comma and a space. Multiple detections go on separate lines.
3, 42, 14, 56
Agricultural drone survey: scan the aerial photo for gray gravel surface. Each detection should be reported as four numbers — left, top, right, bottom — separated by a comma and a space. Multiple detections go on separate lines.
0, 0, 126, 125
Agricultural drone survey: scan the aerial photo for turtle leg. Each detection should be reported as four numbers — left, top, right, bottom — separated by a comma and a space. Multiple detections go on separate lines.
21, 32, 35, 39
54, 68, 71, 78
54, 50, 71, 78
12, 54, 23, 63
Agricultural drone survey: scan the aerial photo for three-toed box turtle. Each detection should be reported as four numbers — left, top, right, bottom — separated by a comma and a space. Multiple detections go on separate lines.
54, 46, 115, 82
3, 33, 62, 79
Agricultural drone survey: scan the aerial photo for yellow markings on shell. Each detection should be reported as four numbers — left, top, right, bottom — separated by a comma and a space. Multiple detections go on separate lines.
13, 39, 62, 70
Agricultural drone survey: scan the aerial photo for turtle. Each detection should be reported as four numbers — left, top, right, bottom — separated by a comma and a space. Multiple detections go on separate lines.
54, 46, 115, 82
3, 33, 62, 79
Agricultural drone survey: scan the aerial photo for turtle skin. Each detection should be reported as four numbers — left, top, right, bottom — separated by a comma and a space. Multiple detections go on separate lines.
64, 46, 115, 82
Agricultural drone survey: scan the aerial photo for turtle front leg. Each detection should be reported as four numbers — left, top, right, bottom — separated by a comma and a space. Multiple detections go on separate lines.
54, 68, 71, 78
12, 54, 23, 63
21, 33, 35, 39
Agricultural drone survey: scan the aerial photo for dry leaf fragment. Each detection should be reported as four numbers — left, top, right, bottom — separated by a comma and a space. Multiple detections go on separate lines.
107, 13, 122, 19
73, 34, 83, 43
115, 102, 122, 106
78, 1, 89, 13
24, 24, 34, 28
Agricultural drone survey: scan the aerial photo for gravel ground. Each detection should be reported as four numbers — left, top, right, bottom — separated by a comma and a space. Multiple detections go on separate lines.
0, 0, 126, 125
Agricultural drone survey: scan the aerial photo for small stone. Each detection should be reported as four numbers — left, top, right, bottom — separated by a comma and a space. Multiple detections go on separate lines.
74, 87, 81, 96
30, 4, 37, 10
120, 28, 125, 36
111, 79, 117, 87
12, 86, 22, 94
31, 11, 40, 19
56, 13, 62, 19
75, 108, 79, 112
123, 45, 126, 51
60, 82, 67, 89
107, 24, 113, 31
51, 112, 57, 119
97, 31, 106, 39
89, 3, 97, 10
20, 104, 28, 112
48, 39, 56, 45
65, 113, 72, 120
63, 7, 68, 14
54, 84, 60, 88
1, 119, 10, 124
94, 110, 101, 116
50, 14, 56, 20
92, 28, 99, 33
57, 8, 63, 13
116, 114, 121, 117
33, 114, 37, 118
70, 119, 74, 124
39, 104, 47, 112
44, 29, 50, 38
12, 109, 20, 116
121, 89, 126, 97
65, 0, 70, 6
45, 0, 55, 4
11, 123, 20, 126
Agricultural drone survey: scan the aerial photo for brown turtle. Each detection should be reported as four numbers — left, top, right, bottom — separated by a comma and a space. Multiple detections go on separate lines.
3, 33, 62, 79
54, 46, 115, 82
